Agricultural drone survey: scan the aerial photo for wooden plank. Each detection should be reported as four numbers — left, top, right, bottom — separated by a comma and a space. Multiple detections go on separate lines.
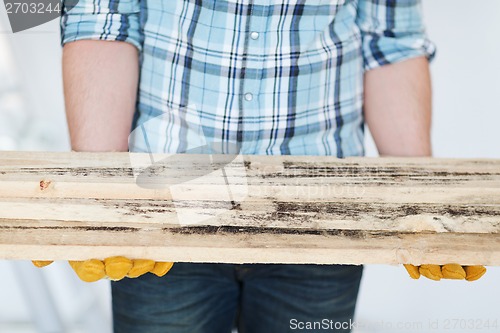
0, 151, 499, 265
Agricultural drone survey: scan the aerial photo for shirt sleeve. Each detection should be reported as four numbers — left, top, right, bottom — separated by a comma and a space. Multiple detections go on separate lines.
60, 0, 143, 51
356, 0, 436, 71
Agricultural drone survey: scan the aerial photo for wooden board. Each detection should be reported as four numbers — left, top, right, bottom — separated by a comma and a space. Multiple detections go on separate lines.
0, 151, 499, 265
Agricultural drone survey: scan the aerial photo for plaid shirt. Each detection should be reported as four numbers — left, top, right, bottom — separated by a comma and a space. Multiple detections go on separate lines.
61, 0, 435, 157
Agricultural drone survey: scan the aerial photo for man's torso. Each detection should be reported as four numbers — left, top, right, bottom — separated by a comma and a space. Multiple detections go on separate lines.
132, 0, 365, 157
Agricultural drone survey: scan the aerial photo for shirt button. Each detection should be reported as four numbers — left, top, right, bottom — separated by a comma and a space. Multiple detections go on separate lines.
244, 93, 253, 101
250, 31, 259, 40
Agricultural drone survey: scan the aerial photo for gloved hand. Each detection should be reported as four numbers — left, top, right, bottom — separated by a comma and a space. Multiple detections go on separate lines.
404, 264, 486, 281
32, 257, 174, 282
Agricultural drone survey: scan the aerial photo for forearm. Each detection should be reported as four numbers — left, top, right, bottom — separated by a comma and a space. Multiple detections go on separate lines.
364, 56, 432, 157
63, 40, 139, 152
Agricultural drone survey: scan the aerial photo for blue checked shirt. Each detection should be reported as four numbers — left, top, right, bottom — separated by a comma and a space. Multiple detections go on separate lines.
61, 0, 435, 157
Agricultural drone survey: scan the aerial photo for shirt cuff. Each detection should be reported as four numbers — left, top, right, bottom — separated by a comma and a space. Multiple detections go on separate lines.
61, 12, 143, 51
362, 32, 436, 71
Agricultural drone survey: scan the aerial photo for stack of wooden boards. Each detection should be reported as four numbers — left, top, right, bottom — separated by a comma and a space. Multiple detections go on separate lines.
0, 152, 499, 265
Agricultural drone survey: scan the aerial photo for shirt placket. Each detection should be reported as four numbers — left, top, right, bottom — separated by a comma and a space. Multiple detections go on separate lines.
239, 0, 268, 154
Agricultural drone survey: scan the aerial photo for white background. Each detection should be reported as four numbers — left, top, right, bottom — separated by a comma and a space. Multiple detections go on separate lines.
0, 1, 499, 332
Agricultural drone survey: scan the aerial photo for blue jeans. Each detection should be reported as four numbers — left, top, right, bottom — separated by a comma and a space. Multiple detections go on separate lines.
112, 263, 363, 333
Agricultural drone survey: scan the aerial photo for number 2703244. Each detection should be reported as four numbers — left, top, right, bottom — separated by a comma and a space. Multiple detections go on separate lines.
5, 2, 61, 14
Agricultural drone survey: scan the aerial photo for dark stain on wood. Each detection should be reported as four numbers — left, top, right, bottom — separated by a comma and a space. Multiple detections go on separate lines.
97, 199, 176, 215
5, 162, 498, 182
231, 202, 242, 210
272, 201, 499, 220
12, 196, 500, 224
0, 225, 139, 232
0, 223, 421, 242
16, 167, 135, 178
165, 225, 410, 239
276, 162, 499, 182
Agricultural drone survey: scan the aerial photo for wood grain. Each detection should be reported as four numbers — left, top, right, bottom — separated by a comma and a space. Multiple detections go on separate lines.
0, 151, 499, 265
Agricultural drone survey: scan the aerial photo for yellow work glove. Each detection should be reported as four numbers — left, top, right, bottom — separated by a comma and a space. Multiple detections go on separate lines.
404, 264, 486, 281
32, 257, 174, 282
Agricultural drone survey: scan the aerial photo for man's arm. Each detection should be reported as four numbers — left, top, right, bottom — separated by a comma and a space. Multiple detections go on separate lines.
363, 57, 486, 281
32, 1, 175, 282
46, 40, 174, 282
63, 40, 138, 152
364, 56, 432, 156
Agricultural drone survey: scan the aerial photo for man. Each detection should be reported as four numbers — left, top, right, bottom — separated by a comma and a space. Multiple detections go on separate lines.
36, 0, 485, 332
